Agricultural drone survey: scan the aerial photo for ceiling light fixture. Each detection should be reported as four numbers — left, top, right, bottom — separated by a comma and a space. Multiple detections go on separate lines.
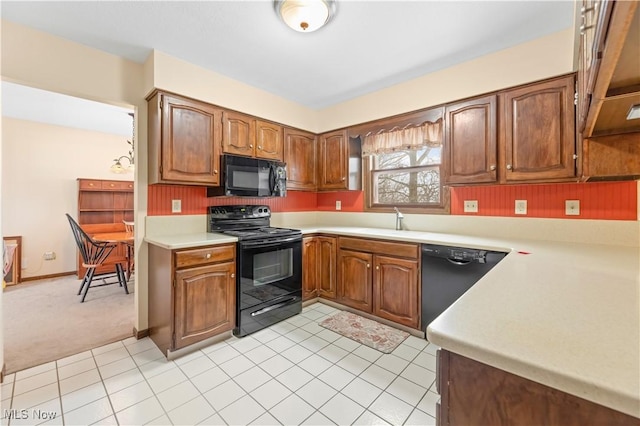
111, 112, 135, 174
274, 0, 336, 33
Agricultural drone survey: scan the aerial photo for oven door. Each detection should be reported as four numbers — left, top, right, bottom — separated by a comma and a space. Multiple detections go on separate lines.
237, 236, 302, 311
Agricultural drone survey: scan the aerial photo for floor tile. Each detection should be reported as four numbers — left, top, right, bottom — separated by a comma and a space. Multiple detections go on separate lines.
337, 353, 371, 375
285, 315, 312, 328
218, 355, 255, 378
59, 368, 101, 395
374, 354, 410, 375
109, 380, 154, 412
265, 335, 296, 352
13, 369, 58, 396
276, 365, 313, 391
269, 394, 315, 426
313, 303, 339, 314
200, 339, 230, 355
281, 344, 314, 363
61, 382, 107, 412
233, 366, 272, 392
146, 366, 188, 394
250, 328, 281, 344
103, 368, 145, 395
94, 347, 131, 367
386, 377, 427, 406
353, 345, 384, 363
333, 336, 361, 352
318, 364, 355, 391
172, 348, 205, 366
132, 346, 165, 367
353, 410, 391, 425
155, 380, 198, 412
400, 363, 436, 388
298, 354, 333, 376
11, 384, 59, 411
423, 342, 439, 356
320, 393, 365, 425
57, 357, 97, 380
403, 335, 429, 351
299, 335, 330, 353
360, 364, 398, 390
369, 392, 413, 426
178, 355, 216, 378
121, 336, 138, 346
316, 343, 349, 363
3, 373, 15, 384
228, 336, 261, 352
249, 379, 292, 410
167, 395, 215, 426
114, 396, 165, 426
137, 358, 176, 379
124, 338, 159, 356
63, 397, 114, 425
97, 357, 137, 380
342, 377, 384, 408
301, 411, 335, 425
91, 414, 118, 425
1, 383, 13, 401
300, 309, 326, 321
268, 321, 297, 335
197, 413, 226, 426
91, 341, 124, 356
244, 344, 277, 364
390, 343, 420, 362
218, 395, 265, 426
405, 408, 436, 426
190, 366, 230, 394
258, 354, 294, 377
9, 396, 61, 426
15, 362, 56, 381
295, 378, 338, 409
251, 412, 281, 426
206, 345, 241, 365
417, 391, 440, 417
316, 328, 342, 343
203, 379, 247, 412
413, 352, 437, 372
284, 328, 313, 343
56, 351, 92, 368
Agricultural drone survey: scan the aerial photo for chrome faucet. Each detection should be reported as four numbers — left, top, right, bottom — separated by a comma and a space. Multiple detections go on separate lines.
393, 207, 404, 230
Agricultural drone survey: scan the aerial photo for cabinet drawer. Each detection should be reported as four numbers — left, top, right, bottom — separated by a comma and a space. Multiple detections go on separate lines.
102, 180, 133, 191
175, 245, 235, 269
78, 179, 103, 190
339, 237, 419, 259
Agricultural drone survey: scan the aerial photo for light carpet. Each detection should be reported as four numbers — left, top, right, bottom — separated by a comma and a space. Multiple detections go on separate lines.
3, 275, 135, 374
319, 310, 409, 353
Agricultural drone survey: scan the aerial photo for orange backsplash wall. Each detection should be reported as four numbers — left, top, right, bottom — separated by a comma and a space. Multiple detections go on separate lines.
450, 181, 637, 220
317, 191, 364, 212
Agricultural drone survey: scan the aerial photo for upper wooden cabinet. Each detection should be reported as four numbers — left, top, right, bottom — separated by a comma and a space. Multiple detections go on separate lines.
500, 74, 577, 182
318, 129, 349, 190
445, 95, 498, 184
148, 92, 222, 186
284, 128, 317, 190
223, 112, 284, 161
444, 74, 577, 185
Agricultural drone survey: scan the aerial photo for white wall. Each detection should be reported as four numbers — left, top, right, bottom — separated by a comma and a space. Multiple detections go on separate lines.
1, 117, 133, 279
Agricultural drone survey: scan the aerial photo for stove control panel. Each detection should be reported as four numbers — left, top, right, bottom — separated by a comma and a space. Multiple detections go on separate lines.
208, 205, 271, 219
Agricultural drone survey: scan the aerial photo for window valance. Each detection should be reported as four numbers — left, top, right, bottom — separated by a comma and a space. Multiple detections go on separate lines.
362, 119, 443, 156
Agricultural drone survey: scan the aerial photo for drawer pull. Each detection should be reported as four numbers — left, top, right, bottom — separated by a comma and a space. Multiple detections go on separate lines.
231, 273, 235, 278
258, 145, 262, 150
506, 164, 513, 170
489, 165, 496, 171
366, 263, 370, 268
214, 170, 218, 174
205, 253, 211, 259
376, 265, 379, 270
249, 144, 254, 148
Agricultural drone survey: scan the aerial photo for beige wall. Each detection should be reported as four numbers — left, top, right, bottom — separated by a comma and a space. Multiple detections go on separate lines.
1, 117, 133, 278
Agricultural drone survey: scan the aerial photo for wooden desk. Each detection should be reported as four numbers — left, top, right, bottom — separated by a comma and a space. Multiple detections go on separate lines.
92, 232, 135, 279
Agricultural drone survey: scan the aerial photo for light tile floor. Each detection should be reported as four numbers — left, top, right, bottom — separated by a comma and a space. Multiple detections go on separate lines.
1, 302, 439, 426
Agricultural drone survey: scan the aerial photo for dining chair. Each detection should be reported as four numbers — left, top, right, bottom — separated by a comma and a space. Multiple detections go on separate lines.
123, 220, 135, 280
66, 214, 129, 302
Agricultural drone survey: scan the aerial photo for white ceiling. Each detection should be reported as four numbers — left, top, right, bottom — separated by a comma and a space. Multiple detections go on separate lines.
1, 0, 575, 111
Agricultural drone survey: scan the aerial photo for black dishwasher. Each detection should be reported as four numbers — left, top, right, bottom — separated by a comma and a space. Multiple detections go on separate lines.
421, 244, 507, 333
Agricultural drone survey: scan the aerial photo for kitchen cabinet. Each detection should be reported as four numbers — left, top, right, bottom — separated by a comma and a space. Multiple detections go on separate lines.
444, 74, 577, 185
318, 129, 349, 190
444, 95, 498, 184
147, 92, 222, 186
337, 237, 420, 329
435, 349, 640, 426
302, 235, 337, 300
284, 128, 317, 190
148, 243, 236, 354
222, 112, 284, 161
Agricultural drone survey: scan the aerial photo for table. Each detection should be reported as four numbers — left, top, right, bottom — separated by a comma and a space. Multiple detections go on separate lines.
92, 232, 134, 279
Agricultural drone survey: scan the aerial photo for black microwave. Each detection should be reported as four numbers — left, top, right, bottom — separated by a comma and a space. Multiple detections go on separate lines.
207, 154, 287, 197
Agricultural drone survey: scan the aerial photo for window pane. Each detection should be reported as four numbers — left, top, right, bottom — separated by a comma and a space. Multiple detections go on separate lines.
374, 168, 440, 204
375, 147, 441, 170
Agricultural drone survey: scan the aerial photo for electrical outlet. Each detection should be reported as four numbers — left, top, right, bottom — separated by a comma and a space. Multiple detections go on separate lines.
43, 251, 56, 261
565, 200, 580, 216
463, 200, 478, 213
335, 200, 342, 211
172, 199, 182, 213
515, 200, 527, 215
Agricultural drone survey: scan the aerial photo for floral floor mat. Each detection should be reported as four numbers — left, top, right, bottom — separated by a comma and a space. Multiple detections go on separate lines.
319, 311, 410, 353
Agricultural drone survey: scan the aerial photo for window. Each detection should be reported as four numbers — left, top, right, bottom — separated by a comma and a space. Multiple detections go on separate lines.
363, 119, 448, 213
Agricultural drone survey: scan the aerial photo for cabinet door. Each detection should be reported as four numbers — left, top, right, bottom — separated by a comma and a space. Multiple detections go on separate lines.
160, 95, 222, 185
302, 237, 319, 301
501, 75, 576, 182
318, 236, 337, 299
256, 120, 284, 161
318, 130, 348, 190
222, 111, 256, 157
444, 95, 497, 184
373, 255, 419, 329
174, 262, 236, 350
337, 249, 373, 312
284, 128, 317, 191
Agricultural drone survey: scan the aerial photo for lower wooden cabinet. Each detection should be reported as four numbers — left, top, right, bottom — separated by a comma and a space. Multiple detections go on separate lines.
148, 243, 236, 354
436, 349, 640, 426
337, 237, 420, 329
302, 235, 337, 301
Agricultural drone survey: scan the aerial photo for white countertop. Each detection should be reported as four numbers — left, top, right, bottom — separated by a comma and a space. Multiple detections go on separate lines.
144, 232, 237, 249
145, 225, 640, 417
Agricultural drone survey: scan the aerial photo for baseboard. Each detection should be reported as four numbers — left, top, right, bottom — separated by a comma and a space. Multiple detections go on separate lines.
133, 327, 149, 339
21, 271, 76, 282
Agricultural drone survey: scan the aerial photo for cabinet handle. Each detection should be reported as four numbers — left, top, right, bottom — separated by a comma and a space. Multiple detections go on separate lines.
110, 183, 115, 187
231, 273, 235, 278
249, 144, 254, 148
214, 170, 218, 174
205, 253, 211, 259
489, 165, 496, 171
366, 263, 370, 268
506, 164, 513, 170
376, 265, 379, 270
258, 145, 262, 150
341, 177, 346, 181
89, 183, 94, 187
